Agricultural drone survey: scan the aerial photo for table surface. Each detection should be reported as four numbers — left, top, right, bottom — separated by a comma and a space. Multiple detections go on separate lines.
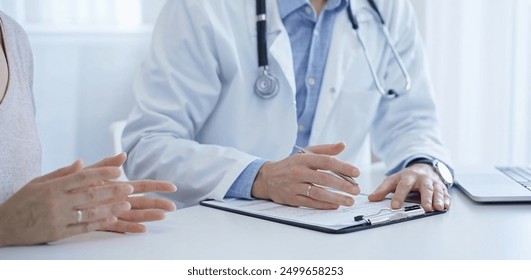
2, 168, 531, 260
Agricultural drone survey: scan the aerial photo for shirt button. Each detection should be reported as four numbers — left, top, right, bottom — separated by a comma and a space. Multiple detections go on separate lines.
330, 87, 336, 94
298, 124, 305, 132
305, 6, 312, 14
308, 77, 316, 86
313, 30, 319, 36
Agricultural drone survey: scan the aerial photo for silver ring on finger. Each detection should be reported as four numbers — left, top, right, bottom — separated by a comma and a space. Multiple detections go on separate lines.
76, 209, 83, 223
306, 184, 313, 198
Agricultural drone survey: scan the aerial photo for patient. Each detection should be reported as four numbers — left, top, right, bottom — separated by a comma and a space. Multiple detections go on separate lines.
0, 11, 176, 247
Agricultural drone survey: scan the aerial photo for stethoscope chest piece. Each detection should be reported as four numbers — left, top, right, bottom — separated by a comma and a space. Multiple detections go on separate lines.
254, 67, 279, 99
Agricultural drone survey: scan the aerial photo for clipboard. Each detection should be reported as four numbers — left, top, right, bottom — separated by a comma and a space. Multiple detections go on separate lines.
200, 194, 446, 234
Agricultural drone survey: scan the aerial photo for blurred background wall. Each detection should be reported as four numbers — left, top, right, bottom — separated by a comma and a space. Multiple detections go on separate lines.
410, 0, 530, 167
0, 0, 166, 172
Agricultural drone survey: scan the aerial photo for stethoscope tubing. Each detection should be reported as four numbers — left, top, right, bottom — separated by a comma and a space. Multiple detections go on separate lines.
254, 0, 411, 99
256, 0, 268, 68
254, 0, 279, 99
346, 0, 411, 98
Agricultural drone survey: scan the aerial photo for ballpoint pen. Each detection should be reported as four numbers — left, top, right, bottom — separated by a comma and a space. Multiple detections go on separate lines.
294, 145, 359, 186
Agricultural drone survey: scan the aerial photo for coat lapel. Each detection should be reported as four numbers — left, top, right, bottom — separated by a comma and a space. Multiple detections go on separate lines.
311, 2, 362, 141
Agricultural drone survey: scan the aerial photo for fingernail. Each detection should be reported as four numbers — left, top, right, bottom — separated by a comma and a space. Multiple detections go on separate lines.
438, 199, 444, 208
125, 184, 134, 194
169, 202, 177, 211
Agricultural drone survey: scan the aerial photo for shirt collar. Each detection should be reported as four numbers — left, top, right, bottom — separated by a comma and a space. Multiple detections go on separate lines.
277, 0, 349, 20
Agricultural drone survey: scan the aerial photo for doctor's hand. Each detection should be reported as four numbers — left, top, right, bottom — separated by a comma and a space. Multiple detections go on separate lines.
368, 164, 451, 212
86, 153, 177, 233
251, 142, 360, 210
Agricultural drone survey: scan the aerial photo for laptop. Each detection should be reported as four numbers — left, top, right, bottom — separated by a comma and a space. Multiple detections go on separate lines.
456, 166, 531, 202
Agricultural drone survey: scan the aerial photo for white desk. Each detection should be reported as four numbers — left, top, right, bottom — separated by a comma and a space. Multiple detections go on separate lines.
1, 170, 531, 260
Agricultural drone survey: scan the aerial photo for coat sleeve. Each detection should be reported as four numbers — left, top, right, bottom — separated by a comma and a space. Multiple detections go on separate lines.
370, 0, 452, 172
122, 1, 257, 207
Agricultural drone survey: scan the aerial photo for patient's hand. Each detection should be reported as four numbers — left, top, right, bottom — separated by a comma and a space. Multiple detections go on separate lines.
87, 153, 177, 233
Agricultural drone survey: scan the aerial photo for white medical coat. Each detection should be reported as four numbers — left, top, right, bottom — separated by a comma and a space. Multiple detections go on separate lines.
122, 0, 450, 208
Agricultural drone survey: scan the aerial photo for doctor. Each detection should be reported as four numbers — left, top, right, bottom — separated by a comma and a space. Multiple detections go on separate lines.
123, 0, 453, 211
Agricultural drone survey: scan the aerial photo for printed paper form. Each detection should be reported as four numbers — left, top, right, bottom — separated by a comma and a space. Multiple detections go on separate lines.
204, 194, 420, 231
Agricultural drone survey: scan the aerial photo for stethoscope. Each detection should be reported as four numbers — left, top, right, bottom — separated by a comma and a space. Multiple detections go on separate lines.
254, 0, 411, 99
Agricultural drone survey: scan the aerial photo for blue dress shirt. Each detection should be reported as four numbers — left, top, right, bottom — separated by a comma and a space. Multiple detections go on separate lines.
226, 0, 347, 199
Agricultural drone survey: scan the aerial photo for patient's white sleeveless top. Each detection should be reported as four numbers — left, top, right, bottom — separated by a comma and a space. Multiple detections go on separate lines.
0, 11, 41, 204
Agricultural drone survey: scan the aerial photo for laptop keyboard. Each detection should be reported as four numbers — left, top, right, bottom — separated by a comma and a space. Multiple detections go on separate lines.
496, 166, 531, 191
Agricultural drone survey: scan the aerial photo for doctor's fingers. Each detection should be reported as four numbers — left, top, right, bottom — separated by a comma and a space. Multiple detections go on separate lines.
368, 175, 399, 202
274, 184, 353, 209
296, 153, 360, 178
303, 185, 355, 207
444, 187, 451, 209
389, 175, 416, 209
292, 195, 340, 210
416, 177, 451, 211
418, 178, 435, 212
305, 142, 346, 156
431, 182, 448, 211
300, 168, 359, 195
53, 167, 122, 192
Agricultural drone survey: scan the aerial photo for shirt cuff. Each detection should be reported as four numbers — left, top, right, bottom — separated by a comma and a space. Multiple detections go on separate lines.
386, 154, 436, 176
386, 154, 455, 180
225, 159, 267, 199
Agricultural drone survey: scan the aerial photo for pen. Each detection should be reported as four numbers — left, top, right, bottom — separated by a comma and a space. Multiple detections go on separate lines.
294, 145, 359, 186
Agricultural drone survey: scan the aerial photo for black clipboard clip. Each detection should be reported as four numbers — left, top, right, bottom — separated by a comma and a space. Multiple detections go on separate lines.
354, 205, 425, 225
